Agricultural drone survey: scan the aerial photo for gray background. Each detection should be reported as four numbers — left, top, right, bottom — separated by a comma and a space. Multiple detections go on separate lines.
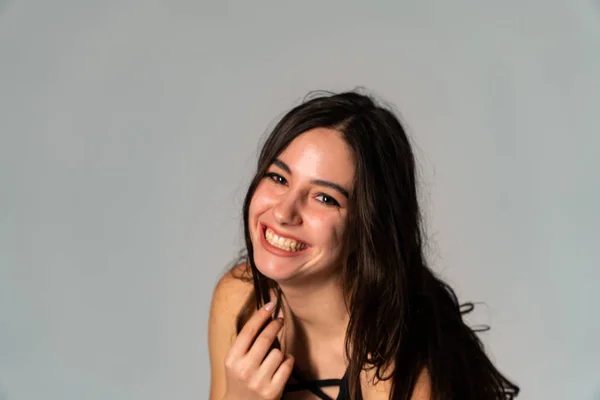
1, 1, 599, 399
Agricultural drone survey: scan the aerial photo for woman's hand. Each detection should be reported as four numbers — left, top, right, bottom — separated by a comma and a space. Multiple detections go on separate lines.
222, 301, 294, 400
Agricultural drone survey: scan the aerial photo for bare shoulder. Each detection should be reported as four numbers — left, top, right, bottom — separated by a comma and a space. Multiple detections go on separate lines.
210, 262, 254, 321
208, 262, 254, 400
361, 362, 431, 400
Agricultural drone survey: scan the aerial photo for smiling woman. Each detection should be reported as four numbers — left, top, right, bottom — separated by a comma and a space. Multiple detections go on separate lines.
208, 90, 520, 400
249, 127, 353, 284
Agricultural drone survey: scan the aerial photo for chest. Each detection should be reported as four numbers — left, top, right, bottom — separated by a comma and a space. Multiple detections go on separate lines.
277, 323, 350, 399
281, 368, 389, 400
281, 368, 351, 400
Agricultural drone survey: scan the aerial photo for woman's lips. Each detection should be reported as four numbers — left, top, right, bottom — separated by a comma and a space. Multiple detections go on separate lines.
261, 223, 308, 244
259, 223, 310, 257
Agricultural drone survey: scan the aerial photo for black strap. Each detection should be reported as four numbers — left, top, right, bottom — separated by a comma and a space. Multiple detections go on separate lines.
283, 367, 347, 400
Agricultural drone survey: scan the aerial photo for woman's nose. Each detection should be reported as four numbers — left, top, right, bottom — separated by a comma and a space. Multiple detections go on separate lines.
272, 195, 302, 225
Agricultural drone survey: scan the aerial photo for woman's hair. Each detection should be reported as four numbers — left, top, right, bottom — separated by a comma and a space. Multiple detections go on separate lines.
230, 90, 520, 399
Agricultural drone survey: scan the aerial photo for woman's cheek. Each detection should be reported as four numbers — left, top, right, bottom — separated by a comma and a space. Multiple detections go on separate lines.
249, 185, 278, 218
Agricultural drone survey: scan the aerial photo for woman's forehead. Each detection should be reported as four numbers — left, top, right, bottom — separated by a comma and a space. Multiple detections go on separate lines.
275, 128, 355, 186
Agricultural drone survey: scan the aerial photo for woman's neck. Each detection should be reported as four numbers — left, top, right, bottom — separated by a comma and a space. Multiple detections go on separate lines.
278, 275, 350, 344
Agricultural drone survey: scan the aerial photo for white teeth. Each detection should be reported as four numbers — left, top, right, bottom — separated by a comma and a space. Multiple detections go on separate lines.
264, 228, 307, 252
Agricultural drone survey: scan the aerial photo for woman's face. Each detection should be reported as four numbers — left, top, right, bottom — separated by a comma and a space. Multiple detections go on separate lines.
248, 127, 355, 283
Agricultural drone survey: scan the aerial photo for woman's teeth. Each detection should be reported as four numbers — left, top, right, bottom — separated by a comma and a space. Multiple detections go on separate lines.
265, 228, 307, 252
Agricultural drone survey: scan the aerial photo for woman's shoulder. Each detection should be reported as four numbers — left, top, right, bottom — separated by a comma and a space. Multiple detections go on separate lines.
210, 262, 254, 324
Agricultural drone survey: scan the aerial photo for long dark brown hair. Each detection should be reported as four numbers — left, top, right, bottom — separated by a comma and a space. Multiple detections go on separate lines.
230, 90, 520, 399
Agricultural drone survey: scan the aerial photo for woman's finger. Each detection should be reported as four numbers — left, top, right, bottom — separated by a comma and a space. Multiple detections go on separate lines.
244, 318, 284, 367
227, 301, 277, 360
252, 348, 286, 383
269, 354, 295, 392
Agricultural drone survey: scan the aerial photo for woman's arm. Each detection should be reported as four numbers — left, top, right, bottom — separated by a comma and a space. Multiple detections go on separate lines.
208, 266, 254, 400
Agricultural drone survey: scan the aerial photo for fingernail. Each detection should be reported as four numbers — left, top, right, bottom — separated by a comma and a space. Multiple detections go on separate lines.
265, 301, 275, 311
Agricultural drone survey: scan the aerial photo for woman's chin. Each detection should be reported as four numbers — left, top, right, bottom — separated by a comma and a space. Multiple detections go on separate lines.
254, 259, 297, 281
251, 249, 303, 279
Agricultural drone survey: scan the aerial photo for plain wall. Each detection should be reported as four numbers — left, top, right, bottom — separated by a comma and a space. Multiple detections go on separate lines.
1, 1, 599, 399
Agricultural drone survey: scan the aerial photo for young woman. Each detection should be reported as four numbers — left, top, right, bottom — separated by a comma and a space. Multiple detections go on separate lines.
208, 90, 520, 399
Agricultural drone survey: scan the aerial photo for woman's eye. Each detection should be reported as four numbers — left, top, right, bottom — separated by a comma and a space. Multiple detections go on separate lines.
266, 172, 287, 185
315, 193, 340, 207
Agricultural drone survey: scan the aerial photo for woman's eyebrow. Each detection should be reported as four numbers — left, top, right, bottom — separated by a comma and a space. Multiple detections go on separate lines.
272, 158, 350, 199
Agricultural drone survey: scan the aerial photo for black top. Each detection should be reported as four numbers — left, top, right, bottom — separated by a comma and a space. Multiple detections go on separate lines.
282, 366, 361, 400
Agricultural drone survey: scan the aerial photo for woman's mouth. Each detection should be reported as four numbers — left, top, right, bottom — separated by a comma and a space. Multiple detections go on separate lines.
262, 225, 308, 252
